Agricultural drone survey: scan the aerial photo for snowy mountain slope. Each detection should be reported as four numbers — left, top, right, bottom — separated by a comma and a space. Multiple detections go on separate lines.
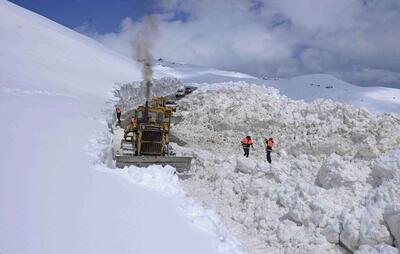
0, 0, 137, 98
273, 74, 400, 113
0, 2, 240, 254
154, 60, 400, 113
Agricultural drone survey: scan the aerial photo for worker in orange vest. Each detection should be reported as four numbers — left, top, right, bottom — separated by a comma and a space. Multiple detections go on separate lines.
115, 106, 122, 123
241, 136, 254, 157
124, 116, 137, 140
266, 137, 274, 164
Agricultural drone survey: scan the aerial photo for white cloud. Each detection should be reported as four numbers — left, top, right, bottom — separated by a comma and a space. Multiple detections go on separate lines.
79, 0, 400, 88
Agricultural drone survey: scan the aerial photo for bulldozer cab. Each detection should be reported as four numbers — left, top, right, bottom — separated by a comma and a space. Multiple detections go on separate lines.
135, 106, 171, 127
151, 96, 167, 108
134, 103, 172, 156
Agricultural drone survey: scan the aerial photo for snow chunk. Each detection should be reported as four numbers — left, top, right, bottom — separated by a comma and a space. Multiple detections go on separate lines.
340, 209, 362, 251
235, 156, 257, 174
323, 220, 340, 244
359, 208, 392, 247
354, 244, 399, 254
316, 154, 370, 189
384, 205, 400, 248
371, 150, 400, 186
355, 144, 380, 160
340, 207, 393, 252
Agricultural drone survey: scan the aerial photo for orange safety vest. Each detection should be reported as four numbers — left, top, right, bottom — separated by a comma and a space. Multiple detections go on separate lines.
116, 107, 122, 113
241, 138, 253, 145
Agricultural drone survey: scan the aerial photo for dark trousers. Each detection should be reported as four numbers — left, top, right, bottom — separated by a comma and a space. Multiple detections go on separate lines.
266, 146, 272, 164
117, 112, 121, 122
243, 148, 250, 157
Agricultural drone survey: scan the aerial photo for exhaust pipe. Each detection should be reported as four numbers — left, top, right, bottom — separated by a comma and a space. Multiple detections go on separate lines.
144, 79, 152, 123
144, 100, 149, 123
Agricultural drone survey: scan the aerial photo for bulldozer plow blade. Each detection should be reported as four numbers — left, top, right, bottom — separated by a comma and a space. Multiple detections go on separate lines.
115, 155, 192, 173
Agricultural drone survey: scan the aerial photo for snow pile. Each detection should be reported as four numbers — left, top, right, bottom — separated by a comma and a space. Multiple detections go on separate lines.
175, 82, 400, 161
115, 77, 183, 109
354, 244, 399, 254
384, 205, 400, 248
171, 82, 400, 253
315, 154, 370, 189
371, 150, 400, 186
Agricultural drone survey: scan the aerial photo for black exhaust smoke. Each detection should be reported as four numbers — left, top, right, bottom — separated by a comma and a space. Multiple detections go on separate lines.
131, 16, 158, 122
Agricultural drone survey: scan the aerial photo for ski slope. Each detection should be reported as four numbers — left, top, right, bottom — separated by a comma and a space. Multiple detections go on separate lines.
0, 2, 240, 254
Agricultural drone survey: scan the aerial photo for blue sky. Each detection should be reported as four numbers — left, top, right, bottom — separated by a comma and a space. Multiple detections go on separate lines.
9, 0, 158, 33
8, 0, 400, 88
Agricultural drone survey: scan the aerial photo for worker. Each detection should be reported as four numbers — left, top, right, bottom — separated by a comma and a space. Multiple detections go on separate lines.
164, 142, 175, 156
266, 137, 274, 164
130, 115, 136, 124
115, 106, 122, 123
241, 136, 254, 157
124, 116, 137, 140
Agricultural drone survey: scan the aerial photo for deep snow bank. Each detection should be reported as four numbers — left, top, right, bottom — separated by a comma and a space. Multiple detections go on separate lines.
172, 82, 400, 253
115, 77, 184, 110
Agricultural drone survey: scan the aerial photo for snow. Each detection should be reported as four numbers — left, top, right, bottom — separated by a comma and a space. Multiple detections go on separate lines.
355, 244, 399, 254
2, 1, 400, 254
384, 205, 400, 248
261, 74, 400, 113
235, 157, 258, 174
168, 82, 400, 253
0, 2, 241, 254
95, 164, 242, 253
154, 60, 257, 81
315, 154, 370, 189
155, 63, 400, 113
371, 150, 400, 186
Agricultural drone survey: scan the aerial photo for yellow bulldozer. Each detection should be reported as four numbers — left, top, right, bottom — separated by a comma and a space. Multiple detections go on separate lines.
115, 96, 192, 172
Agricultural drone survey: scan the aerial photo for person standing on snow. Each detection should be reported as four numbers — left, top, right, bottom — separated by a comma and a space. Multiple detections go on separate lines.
124, 116, 137, 140
115, 106, 122, 123
241, 136, 254, 158
266, 137, 274, 164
